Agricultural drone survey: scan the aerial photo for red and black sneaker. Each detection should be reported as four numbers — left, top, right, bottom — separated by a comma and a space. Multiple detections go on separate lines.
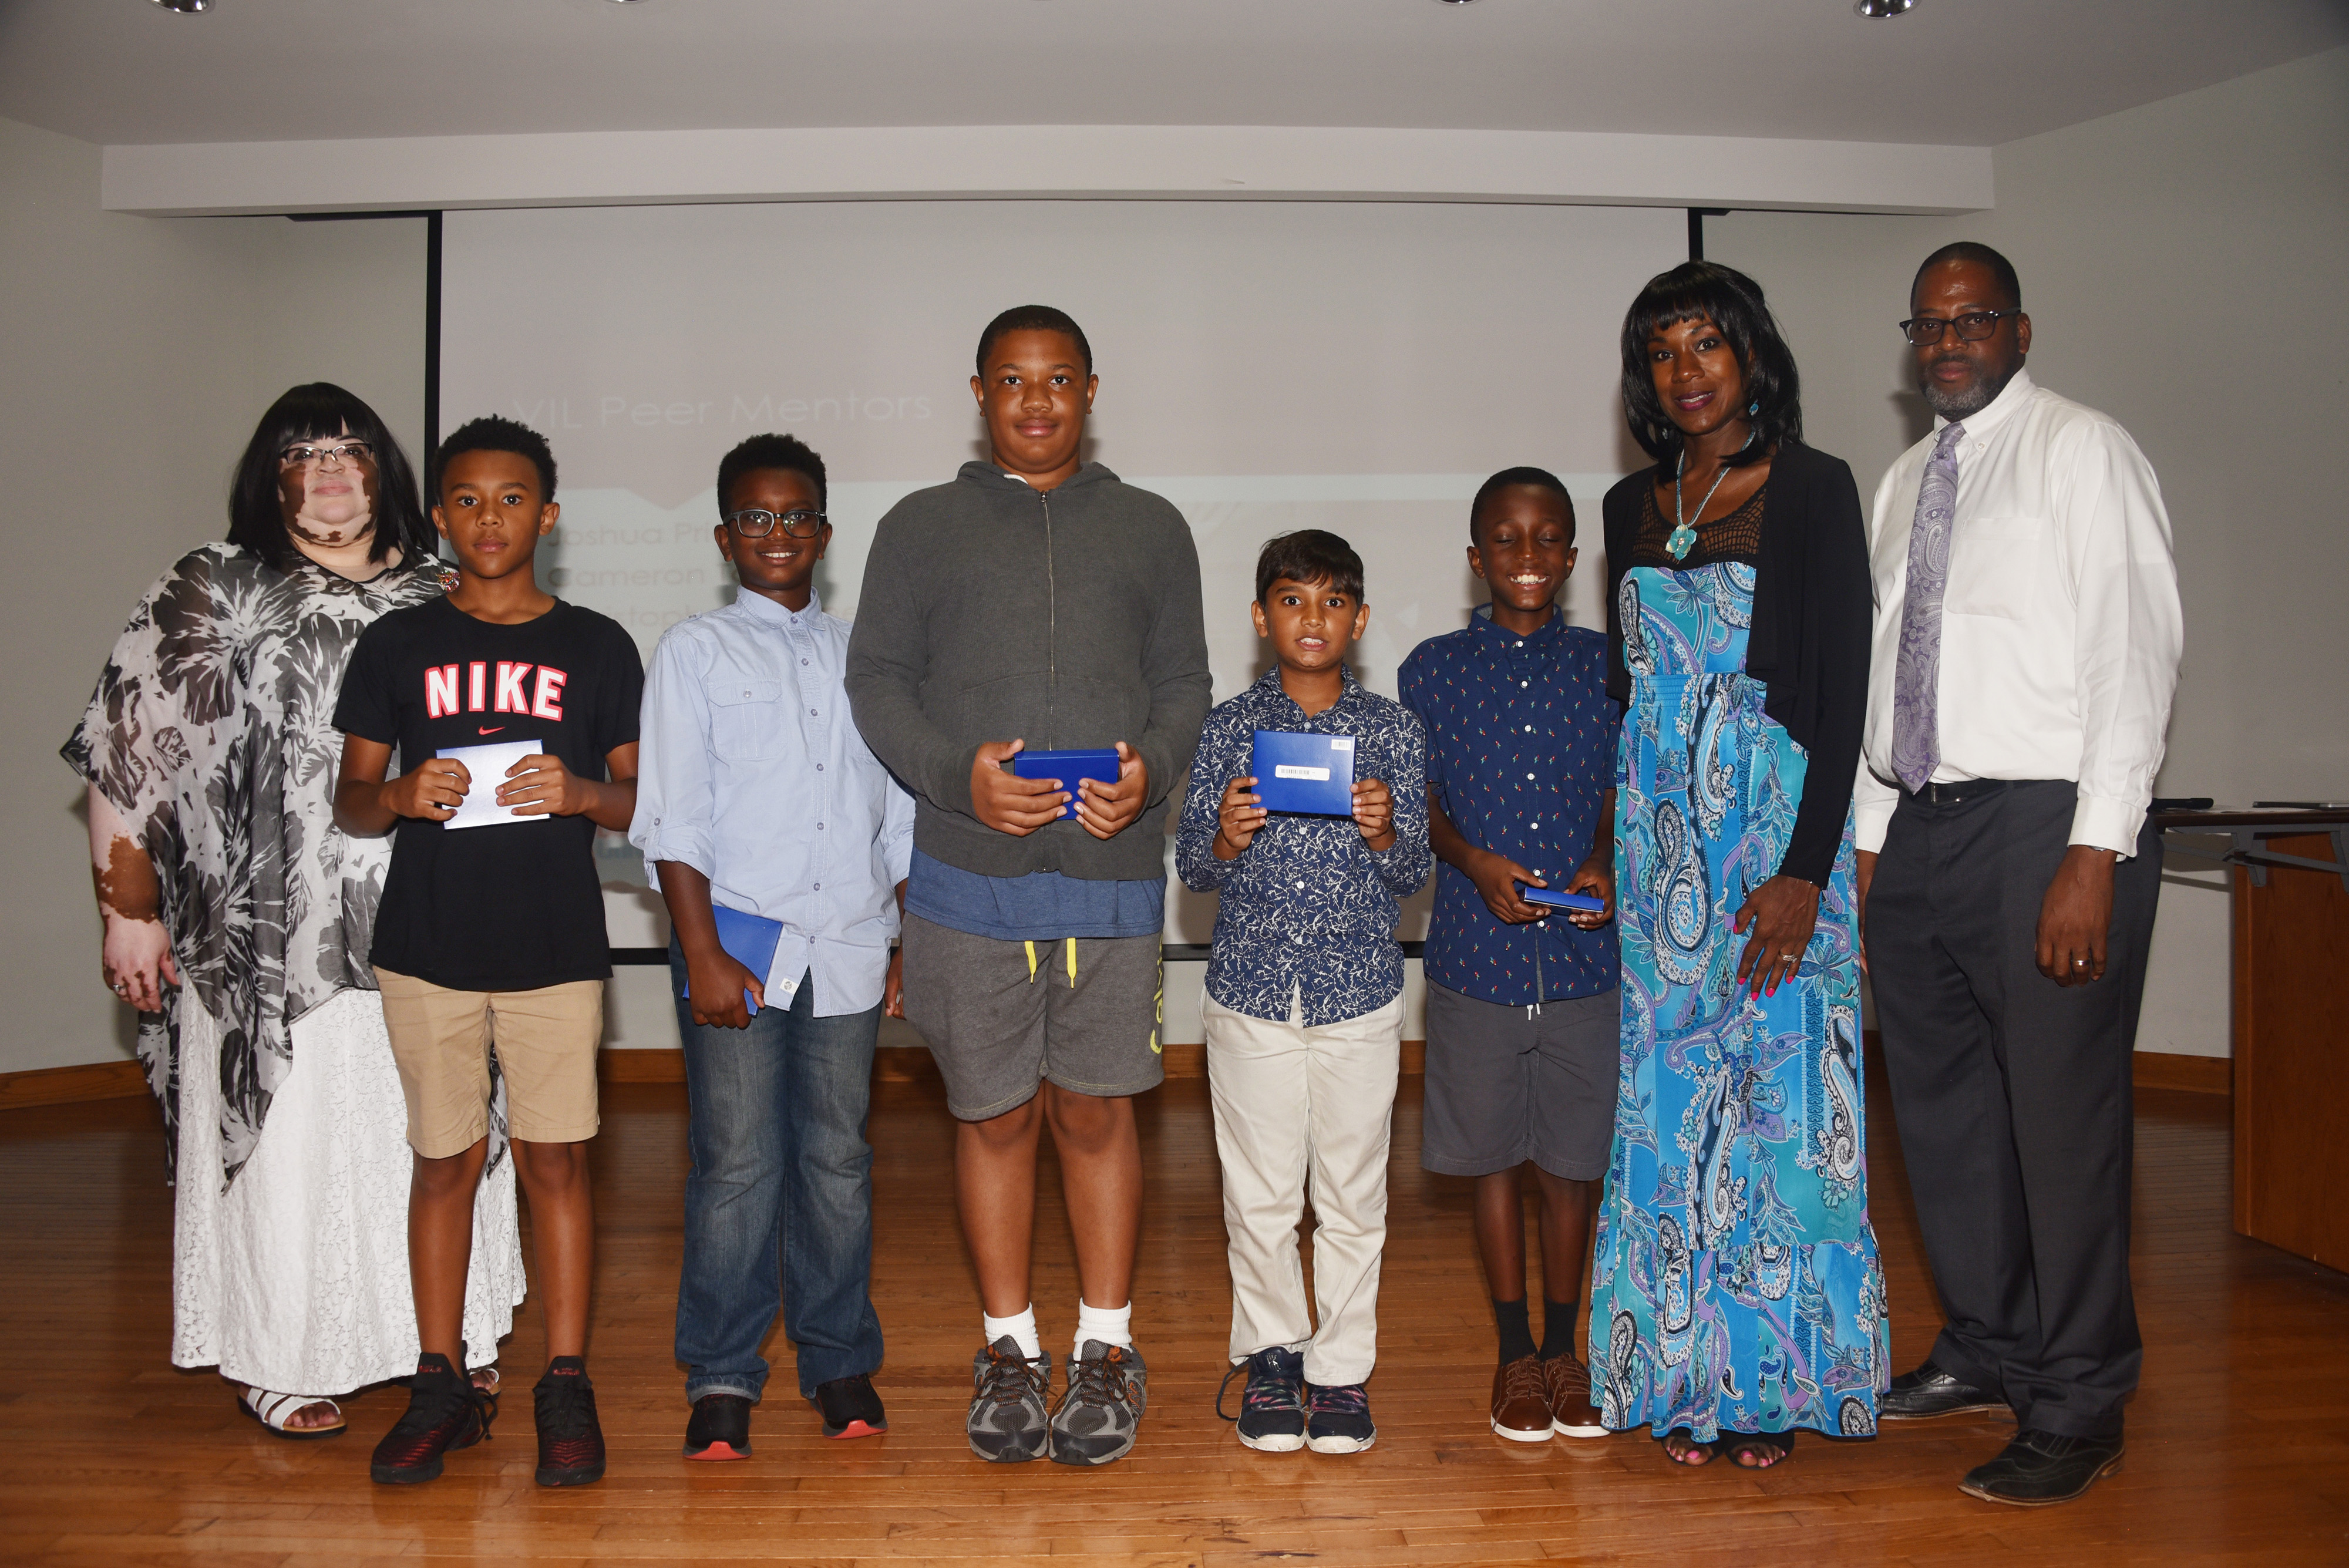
370, 1352, 493, 1485
533, 1357, 607, 1488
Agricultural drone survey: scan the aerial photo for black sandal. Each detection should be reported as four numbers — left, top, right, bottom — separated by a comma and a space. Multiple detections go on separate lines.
1722, 1429, 1796, 1468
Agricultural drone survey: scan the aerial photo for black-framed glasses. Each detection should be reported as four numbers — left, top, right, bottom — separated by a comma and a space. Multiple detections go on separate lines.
725, 508, 827, 539
279, 439, 375, 467
1898, 310, 2017, 345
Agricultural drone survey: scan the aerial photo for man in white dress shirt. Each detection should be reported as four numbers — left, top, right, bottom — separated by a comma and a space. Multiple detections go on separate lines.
1853, 243, 2183, 1507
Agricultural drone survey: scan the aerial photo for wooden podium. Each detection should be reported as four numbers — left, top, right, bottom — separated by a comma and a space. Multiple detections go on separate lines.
2159, 809, 2349, 1270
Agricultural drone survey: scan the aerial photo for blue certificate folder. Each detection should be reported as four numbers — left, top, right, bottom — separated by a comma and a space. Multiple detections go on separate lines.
683, 904, 785, 1015
1520, 883, 1606, 914
1251, 729, 1357, 815
1009, 748, 1122, 820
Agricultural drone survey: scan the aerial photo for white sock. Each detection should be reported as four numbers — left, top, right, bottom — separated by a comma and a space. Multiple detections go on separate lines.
982, 1305, 1042, 1361
1075, 1298, 1133, 1360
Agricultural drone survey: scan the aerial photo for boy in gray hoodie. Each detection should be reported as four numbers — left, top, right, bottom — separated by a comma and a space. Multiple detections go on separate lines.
845, 305, 1210, 1467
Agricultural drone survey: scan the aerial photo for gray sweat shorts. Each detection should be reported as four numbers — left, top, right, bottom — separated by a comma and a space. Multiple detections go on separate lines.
898, 911, 1166, 1121
1419, 980, 1620, 1181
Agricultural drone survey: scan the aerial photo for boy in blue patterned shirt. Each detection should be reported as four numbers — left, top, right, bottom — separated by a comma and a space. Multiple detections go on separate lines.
1176, 530, 1430, 1457
1398, 467, 1620, 1447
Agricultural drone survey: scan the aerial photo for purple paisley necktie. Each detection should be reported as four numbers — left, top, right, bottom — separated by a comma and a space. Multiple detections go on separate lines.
1889, 422, 1966, 792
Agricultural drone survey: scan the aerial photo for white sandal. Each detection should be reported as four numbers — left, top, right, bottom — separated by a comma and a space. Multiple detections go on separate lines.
238, 1385, 346, 1440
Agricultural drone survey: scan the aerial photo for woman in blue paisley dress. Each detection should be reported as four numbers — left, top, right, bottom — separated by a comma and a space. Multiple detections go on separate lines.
1588, 263, 1884, 1469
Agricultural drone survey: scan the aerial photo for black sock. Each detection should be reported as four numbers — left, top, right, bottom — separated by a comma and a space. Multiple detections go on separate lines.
1494, 1298, 1537, 1364
1539, 1301, 1579, 1361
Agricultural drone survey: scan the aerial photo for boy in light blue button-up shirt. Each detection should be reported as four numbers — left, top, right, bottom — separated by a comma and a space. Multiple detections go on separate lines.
629, 433, 913, 1460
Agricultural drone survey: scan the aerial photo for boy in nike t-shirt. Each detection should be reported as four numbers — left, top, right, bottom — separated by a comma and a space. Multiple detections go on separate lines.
333, 416, 642, 1490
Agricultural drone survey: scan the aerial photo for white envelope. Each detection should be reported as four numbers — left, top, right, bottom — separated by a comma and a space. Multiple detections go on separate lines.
433, 738, 553, 831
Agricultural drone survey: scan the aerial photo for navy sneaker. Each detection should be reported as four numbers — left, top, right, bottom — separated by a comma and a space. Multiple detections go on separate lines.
1217, 1347, 1307, 1453
1305, 1382, 1377, 1455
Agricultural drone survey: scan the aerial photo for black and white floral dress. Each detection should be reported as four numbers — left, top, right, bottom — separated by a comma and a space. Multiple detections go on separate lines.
63, 544, 524, 1393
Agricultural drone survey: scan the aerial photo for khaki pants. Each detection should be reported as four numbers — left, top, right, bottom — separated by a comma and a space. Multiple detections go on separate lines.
1202, 989, 1403, 1387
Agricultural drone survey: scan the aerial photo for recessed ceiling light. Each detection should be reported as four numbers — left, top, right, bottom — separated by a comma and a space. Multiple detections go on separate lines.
1853, 0, 1917, 15
152, 0, 209, 12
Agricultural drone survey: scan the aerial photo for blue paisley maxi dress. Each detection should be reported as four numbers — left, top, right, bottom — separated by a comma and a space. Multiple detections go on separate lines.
1589, 553, 1887, 1443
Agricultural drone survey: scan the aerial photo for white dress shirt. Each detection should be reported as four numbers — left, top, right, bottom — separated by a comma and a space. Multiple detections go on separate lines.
1853, 368, 2182, 857
631, 588, 914, 1015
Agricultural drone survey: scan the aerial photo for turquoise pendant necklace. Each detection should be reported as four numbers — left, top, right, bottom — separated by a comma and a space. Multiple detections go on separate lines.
1667, 425, 1756, 563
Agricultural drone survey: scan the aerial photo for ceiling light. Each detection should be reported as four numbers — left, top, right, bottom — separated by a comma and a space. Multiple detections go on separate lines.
152, 0, 208, 11
1853, 0, 1916, 15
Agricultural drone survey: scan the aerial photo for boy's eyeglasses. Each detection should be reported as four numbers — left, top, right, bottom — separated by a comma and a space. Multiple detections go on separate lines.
1897, 310, 2016, 345
279, 440, 375, 468
725, 509, 827, 539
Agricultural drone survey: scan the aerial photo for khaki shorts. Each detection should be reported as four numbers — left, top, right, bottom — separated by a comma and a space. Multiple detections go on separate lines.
376, 967, 604, 1158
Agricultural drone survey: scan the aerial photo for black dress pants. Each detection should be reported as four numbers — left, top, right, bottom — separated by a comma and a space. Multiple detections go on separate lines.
1869, 778, 2161, 1440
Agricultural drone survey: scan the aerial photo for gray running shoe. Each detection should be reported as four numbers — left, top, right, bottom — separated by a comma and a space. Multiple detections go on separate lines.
1049, 1340, 1148, 1466
967, 1337, 1053, 1463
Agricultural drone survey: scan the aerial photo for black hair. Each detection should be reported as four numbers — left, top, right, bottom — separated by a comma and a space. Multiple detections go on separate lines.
1913, 241, 2022, 311
1255, 529, 1365, 605
225, 382, 432, 574
1469, 466, 1576, 546
976, 305, 1094, 377
1618, 260, 1803, 476
435, 415, 557, 500
716, 432, 827, 515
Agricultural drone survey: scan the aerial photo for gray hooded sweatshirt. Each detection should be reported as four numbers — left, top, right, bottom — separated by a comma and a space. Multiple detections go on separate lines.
844, 461, 1211, 881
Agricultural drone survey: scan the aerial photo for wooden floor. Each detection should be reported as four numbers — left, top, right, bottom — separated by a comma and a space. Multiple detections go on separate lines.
3, 1068, 2345, 1567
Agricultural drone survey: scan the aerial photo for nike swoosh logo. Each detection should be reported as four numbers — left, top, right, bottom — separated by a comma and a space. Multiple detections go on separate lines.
477, 725, 505, 735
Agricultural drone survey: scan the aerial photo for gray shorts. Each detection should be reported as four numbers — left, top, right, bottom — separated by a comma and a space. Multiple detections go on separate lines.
899, 912, 1166, 1121
1419, 981, 1619, 1180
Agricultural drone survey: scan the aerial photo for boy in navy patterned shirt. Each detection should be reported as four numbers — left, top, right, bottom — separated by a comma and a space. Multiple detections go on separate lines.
1398, 467, 1621, 1446
1176, 530, 1429, 1457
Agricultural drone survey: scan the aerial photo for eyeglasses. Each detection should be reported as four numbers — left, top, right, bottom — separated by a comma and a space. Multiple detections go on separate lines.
1897, 311, 2017, 346
725, 508, 827, 539
279, 440, 375, 467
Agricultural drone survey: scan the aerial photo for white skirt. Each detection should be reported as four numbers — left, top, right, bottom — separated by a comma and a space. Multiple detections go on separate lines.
169, 987, 527, 1394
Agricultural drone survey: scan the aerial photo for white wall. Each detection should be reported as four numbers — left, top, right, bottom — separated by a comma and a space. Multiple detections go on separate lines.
0, 115, 425, 1074
1712, 46, 2349, 1058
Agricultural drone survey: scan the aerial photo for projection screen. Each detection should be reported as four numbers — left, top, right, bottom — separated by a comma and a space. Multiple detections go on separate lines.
440, 200, 1683, 954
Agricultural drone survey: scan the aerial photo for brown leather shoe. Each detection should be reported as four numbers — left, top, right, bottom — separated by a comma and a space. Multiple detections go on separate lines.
1542, 1353, 1608, 1438
1490, 1355, 1553, 1443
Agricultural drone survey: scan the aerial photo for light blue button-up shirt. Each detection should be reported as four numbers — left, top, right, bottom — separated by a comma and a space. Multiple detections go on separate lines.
631, 589, 914, 1017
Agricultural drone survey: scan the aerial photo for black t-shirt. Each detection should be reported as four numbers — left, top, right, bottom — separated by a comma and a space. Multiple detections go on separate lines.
335, 597, 644, 991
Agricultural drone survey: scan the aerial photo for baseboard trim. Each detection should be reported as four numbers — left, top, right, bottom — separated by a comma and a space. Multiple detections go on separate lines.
2132, 1050, 2233, 1095
599, 1039, 1433, 1086
0, 1058, 149, 1111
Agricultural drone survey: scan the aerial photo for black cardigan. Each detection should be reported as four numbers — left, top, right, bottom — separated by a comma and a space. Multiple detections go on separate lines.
1602, 440, 1872, 887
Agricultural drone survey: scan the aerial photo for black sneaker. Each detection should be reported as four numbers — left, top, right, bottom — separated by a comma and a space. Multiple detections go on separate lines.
370, 1352, 493, 1485
682, 1392, 752, 1461
1305, 1382, 1376, 1455
967, 1337, 1054, 1463
1049, 1340, 1148, 1466
533, 1358, 607, 1488
814, 1373, 887, 1439
1217, 1347, 1306, 1453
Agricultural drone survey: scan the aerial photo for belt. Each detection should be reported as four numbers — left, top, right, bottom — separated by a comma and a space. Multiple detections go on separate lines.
1902, 778, 2014, 806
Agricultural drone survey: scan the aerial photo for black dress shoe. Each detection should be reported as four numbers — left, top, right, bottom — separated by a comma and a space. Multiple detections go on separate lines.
815, 1372, 887, 1439
1880, 1361, 2007, 1421
683, 1392, 753, 1460
1958, 1428, 2124, 1506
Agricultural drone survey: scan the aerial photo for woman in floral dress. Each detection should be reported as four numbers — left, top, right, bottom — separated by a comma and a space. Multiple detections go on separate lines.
65, 384, 525, 1437
1589, 264, 1886, 1469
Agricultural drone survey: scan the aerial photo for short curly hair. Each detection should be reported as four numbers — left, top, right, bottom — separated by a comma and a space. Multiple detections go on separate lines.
435, 415, 557, 500
716, 432, 827, 514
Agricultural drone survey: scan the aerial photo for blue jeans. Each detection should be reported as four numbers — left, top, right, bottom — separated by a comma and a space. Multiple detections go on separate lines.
672, 943, 884, 1402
